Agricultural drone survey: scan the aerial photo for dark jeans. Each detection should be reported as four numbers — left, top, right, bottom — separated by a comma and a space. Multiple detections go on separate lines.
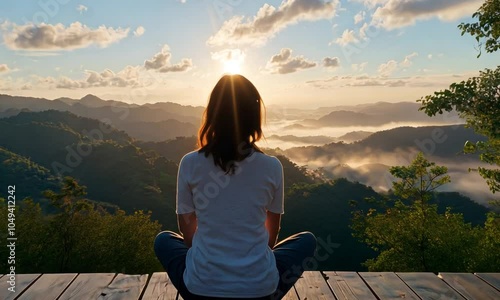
154, 231, 317, 300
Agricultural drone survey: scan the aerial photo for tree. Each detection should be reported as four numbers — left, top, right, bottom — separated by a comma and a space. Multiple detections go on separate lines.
419, 0, 500, 195
419, 67, 500, 194
352, 153, 483, 272
42, 177, 91, 271
458, 0, 500, 56
5, 176, 165, 274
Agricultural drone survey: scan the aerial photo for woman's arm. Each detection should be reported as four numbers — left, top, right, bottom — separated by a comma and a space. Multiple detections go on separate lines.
265, 211, 281, 249
178, 212, 197, 248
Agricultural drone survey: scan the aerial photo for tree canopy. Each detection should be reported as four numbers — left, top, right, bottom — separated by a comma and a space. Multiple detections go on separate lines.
352, 153, 499, 272
419, 0, 500, 196
458, 0, 500, 56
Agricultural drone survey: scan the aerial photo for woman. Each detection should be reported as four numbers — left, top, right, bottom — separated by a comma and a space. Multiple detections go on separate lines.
154, 74, 316, 299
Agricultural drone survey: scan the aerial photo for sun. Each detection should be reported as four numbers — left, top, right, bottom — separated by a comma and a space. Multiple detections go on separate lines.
223, 59, 243, 74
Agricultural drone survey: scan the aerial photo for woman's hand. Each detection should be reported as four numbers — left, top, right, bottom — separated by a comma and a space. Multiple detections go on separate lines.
178, 212, 197, 248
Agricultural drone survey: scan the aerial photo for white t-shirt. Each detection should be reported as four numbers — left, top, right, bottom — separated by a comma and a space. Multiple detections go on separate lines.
176, 150, 284, 298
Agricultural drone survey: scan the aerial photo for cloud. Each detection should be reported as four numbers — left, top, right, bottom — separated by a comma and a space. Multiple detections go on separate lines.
133, 26, 145, 37
354, 11, 366, 24
333, 29, 359, 46
352, 62, 368, 72
144, 45, 193, 73
306, 72, 476, 90
371, 0, 483, 29
211, 48, 246, 70
14, 51, 60, 57
377, 52, 418, 77
0, 64, 10, 73
20, 83, 32, 90
378, 60, 398, 77
358, 22, 372, 39
400, 52, 418, 67
55, 66, 141, 89
266, 48, 316, 74
77, 5, 88, 14
351, 0, 388, 9
211, 48, 245, 62
323, 57, 340, 68
207, 0, 338, 46
308, 76, 402, 88
2, 22, 129, 51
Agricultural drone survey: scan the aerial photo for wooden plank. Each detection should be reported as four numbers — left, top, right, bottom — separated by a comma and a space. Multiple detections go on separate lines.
58, 273, 116, 300
282, 286, 299, 300
140, 272, 179, 300
439, 273, 500, 300
97, 273, 148, 300
359, 272, 419, 299
397, 272, 465, 300
325, 271, 376, 300
475, 273, 500, 291
17, 273, 77, 300
0, 274, 41, 300
293, 271, 334, 299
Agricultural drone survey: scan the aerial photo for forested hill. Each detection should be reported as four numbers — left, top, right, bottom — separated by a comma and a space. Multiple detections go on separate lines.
0, 110, 179, 227
0, 110, 492, 271
0, 110, 321, 229
285, 125, 487, 161
0, 94, 201, 141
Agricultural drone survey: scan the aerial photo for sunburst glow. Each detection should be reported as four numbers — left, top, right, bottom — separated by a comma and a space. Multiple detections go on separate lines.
223, 59, 243, 74
212, 49, 246, 75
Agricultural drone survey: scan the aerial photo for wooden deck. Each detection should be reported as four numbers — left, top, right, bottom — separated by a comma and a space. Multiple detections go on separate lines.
0, 271, 499, 299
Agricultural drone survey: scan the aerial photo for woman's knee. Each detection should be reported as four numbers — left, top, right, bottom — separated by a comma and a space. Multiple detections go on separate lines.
153, 230, 179, 253
297, 231, 317, 256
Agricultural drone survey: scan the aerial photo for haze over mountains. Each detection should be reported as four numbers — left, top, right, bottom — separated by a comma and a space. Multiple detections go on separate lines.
0, 94, 202, 141
1, 94, 461, 145
1, 93, 495, 206
1, 93, 496, 271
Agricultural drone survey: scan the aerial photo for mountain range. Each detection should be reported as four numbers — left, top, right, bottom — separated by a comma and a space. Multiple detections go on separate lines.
0, 106, 493, 271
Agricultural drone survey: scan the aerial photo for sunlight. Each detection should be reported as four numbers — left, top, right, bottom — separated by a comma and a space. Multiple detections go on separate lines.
212, 49, 246, 75
223, 59, 242, 74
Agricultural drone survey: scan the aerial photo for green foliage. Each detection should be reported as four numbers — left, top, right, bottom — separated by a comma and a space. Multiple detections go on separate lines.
420, 1, 500, 195
419, 66, 500, 193
390, 153, 450, 202
0, 110, 179, 228
0, 146, 59, 202
352, 154, 498, 272
0, 178, 163, 274
474, 212, 500, 270
458, 0, 500, 56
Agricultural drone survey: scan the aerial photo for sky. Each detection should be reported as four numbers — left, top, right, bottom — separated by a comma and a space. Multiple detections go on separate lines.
0, 0, 498, 108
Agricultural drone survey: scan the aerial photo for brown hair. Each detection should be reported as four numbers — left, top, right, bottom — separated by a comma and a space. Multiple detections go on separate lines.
198, 74, 264, 174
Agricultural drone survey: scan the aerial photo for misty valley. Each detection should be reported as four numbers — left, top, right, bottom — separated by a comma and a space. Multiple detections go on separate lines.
0, 93, 497, 272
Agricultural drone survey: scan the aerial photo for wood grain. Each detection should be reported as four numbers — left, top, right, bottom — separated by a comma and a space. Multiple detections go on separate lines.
293, 271, 334, 299
475, 273, 500, 291
397, 272, 464, 300
58, 273, 115, 300
0, 274, 41, 300
439, 273, 500, 300
17, 273, 77, 300
324, 271, 376, 300
359, 272, 419, 299
97, 273, 148, 300
281, 286, 299, 300
141, 272, 179, 300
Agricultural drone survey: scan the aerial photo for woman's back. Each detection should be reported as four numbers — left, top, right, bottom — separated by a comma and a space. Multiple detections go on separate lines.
177, 150, 283, 297
154, 74, 316, 300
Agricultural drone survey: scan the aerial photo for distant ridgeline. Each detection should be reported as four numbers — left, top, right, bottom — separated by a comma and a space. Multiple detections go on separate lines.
0, 95, 494, 272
